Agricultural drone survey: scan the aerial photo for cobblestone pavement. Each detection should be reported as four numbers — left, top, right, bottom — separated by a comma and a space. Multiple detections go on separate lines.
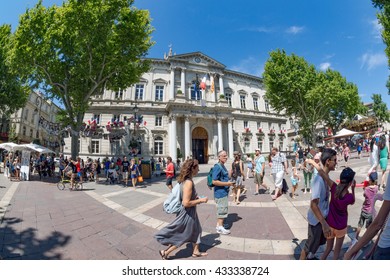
0, 152, 384, 260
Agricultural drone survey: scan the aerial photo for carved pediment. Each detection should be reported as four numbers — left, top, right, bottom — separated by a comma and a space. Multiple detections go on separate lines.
169, 52, 226, 69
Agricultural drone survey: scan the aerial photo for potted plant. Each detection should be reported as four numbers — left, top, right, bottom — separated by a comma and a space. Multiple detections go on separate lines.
245, 127, 250, 133
219, 94, 225, 99
177, 89, 183, 95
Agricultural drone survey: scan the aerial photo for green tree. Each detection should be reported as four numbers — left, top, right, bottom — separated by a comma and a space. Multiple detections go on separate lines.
263, 49, 363, 146
10, 0, 154, 158
0, 25, 28, 118
373, 0, 390, 93
371, 93, 390, 126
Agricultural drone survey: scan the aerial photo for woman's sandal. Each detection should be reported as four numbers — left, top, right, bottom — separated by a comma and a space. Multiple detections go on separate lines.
159, 250, 167, 260
192, 252, 208, 258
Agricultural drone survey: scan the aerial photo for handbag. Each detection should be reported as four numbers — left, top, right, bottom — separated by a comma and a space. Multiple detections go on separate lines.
137, 175, 143, 183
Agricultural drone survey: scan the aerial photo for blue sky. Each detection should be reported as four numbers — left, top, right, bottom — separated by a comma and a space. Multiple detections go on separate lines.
1, 0, 390, 106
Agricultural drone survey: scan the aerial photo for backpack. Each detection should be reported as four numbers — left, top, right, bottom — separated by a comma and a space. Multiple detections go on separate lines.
163, 182, 183, 214
207, 163, 221, 189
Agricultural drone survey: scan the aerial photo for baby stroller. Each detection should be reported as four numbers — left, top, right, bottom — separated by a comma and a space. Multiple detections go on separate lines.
106, 171, 117, 184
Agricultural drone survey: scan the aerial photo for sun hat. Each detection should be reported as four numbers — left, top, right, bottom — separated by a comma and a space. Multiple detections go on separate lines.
255, 148, 260, 151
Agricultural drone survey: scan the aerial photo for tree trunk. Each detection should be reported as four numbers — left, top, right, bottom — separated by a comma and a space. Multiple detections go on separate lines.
70, 131, 79, 160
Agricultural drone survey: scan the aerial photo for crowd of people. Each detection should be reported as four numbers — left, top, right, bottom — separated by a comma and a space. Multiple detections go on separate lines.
156, 131, 390, 260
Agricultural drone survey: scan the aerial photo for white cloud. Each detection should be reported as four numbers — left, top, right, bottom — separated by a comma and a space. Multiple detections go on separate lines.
238, 26, 275, 33
370, 19, 383, 40
285, 26, 305, 34
230, 56, 263, 77
319, 62, 331, 71
360, 52, 387, 70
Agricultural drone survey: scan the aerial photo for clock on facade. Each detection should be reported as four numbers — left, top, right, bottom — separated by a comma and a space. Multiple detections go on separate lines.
194, 56, 201, 63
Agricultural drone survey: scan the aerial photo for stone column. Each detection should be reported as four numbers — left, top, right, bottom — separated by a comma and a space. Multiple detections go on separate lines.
169, 115, 177, 161
181, 68, 186, 93
169, 67, 175, 100
228, 118, 234, 158
184, 116, 191, 160
219, 75, 224, 97
217, 118, 223, 152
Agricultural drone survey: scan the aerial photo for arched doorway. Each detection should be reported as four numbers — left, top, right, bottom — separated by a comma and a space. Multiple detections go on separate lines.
192, 127, 208, 164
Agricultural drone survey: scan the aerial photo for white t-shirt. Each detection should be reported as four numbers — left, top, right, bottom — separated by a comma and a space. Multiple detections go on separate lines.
368, 144, 379, 174
378, 175, 390, 249
307, 175, 330, 226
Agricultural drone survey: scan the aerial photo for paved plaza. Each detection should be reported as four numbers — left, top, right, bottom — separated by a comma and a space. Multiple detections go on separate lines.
0, 152, 384, 260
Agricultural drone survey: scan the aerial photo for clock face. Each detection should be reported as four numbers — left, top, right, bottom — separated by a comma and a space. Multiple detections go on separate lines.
194, 57, 201, 63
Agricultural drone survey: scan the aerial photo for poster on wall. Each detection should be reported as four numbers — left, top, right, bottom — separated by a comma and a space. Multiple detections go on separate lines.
21, 150, 31, 181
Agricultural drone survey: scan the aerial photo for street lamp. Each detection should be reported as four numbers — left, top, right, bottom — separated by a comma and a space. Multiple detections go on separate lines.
133, 104, 139, 136
34, 95, 43, 143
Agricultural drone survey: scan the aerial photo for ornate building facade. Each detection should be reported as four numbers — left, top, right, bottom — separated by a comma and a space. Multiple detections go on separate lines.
63, 51, 289, 162
0, 91, 62, 153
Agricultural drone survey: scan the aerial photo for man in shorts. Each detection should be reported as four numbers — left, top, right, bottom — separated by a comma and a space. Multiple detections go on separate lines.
164, 156, 175, 191
253, 148, 268, 195
299, 148, 337, 260
121, 156, 130, 186
212, 150, 235, 235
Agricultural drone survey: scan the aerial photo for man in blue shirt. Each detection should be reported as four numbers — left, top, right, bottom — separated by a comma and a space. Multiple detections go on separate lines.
212, 150, 235, 235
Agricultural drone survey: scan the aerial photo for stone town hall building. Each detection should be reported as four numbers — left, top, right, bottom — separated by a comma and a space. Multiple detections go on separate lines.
63, 50, 289, 163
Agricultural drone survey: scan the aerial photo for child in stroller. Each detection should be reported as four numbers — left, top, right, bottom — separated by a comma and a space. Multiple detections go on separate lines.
106, 170, 117, 184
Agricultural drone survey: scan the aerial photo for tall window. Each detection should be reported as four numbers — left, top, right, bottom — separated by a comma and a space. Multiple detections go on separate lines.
24, 109, 29, 121
257, 137, 263, 151
191, 87, 201, 100
269, 139, 274, 151
243, 121, 248, 128
112, 114, 120, 122
257, 122, 261, 129
244, 137, 250, 153
155, 85, 164, 101
155, 116, 162, 127
93, 114, 100, 124
91, 140, 100, 154
30, 128, 33, 137
253, 97, 258, 111
135, 84, 144, 100
115, 89, 123, 100
154, 136, 163, 155
22, 126, 26, 136
240, 95, 246, 109
264, 99, 270, 112
225, 92, 232, 107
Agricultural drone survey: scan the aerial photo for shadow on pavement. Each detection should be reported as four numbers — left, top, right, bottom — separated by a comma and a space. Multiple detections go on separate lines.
0, 217, 71, 260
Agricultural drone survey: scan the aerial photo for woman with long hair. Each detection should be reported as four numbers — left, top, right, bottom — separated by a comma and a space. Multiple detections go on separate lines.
307, 158, 356, 260
155, 159, 209, 259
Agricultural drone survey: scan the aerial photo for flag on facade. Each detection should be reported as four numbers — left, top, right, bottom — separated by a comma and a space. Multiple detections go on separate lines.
200, 75, 207, 90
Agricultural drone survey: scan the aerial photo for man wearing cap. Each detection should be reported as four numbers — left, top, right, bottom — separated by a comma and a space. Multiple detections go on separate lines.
253, 148, 268, 195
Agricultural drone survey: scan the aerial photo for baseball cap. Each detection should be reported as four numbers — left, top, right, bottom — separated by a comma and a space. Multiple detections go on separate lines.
369, 172, 378, 182
255, 148, 260, 151
340, 167, 356, 183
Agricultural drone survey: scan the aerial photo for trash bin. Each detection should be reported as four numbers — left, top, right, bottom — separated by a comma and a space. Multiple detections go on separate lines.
141, 160, 151, 179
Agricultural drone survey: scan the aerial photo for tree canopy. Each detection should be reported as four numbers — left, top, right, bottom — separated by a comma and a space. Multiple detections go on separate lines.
0, 24, 28, 117
10, 0, 154, 157
371, 93, 390, 124
373, 0, 390, 93
263, 49, 364, 146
